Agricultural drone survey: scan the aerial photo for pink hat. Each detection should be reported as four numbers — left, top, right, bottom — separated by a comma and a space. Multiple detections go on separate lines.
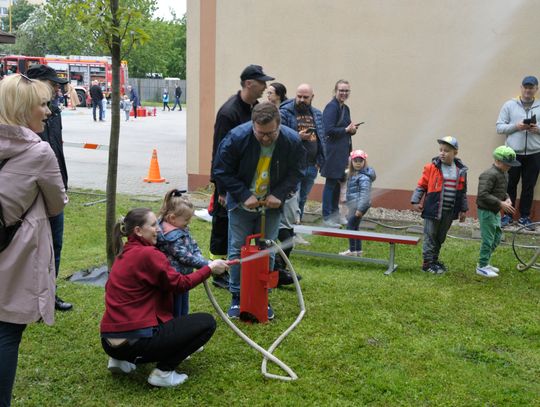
350, 149, 368, 160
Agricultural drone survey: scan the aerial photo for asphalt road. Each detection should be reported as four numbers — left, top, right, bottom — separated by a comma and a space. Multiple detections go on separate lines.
61, 106, 187, 196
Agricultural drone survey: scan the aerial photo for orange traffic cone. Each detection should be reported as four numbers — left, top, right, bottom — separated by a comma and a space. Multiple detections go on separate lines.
144, 149, 166, 183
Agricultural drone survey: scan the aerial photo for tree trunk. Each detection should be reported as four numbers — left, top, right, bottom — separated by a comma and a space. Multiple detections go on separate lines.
105, 0, 121, 269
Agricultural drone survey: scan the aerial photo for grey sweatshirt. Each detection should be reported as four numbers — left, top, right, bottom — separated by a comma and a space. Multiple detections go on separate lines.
496, 98, 540, 155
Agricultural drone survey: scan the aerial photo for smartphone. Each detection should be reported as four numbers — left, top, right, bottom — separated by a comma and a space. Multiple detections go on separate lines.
524, 114, 536, 125
354, 122, 365, 127
306, 127, 316, 134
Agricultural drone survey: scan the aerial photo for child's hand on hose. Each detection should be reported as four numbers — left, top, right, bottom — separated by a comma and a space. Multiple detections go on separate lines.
208, 259, 229, 275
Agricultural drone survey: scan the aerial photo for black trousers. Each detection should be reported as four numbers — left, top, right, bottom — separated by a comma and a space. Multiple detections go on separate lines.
210, 190, 229, 256
101, 313, 216, 372
507, 151, 540, 218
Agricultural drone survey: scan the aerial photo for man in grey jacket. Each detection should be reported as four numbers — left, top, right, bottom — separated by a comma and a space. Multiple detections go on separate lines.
496, 75, 540, 229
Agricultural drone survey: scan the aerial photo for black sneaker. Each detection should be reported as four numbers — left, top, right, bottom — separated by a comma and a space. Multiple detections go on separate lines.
501, 214, 513, 228
212, 271, 230, 290
276, 268, 302, 287
434, 261, 448, 273
267, 304, 275, 320
421, 263, 444, 275
55, 296, 73, 311
518, 216, 536, 231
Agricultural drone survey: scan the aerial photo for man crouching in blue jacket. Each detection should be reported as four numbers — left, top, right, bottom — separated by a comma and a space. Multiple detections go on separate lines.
213, 102, 306, 320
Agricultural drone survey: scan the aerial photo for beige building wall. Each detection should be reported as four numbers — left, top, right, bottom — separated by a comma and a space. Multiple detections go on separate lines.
187, 0, 540, 216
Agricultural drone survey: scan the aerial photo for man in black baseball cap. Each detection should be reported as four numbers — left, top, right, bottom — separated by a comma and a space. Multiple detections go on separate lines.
240, 64, 275, 82
27, 64, 73, 311
27, 64, 68, 84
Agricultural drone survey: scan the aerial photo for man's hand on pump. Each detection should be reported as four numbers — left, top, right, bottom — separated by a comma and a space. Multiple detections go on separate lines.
262, 194, 281, 209
244, 195, 260, 209
244, 194, 281, 209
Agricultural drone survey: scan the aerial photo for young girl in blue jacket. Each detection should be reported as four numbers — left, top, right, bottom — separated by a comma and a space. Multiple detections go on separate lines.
157, 189, 209, 317
339, 150, 376, 256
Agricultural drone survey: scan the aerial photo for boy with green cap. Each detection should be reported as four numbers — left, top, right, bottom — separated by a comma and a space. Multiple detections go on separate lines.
476, 146, 521, 277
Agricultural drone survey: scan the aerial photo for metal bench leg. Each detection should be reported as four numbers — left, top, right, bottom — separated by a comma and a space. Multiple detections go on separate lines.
384, 243, 397, 275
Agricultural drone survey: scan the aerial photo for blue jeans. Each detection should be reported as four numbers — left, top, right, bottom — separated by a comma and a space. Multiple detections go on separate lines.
346, 210, 363, 252
322, 177, 341, 219
298, 165, 318, 220
173, 291, 189, 317
172, 96, 182, 110
227, 206, 281, 294
49, 212, 64, 277
0, 321, 26, 407
92, 99, 104, 121
100, 99, 107, 120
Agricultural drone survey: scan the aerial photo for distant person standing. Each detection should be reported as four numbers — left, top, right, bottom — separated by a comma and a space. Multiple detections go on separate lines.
172, 84, 182, 111
101, 95, 107, 121
90, 80, 104, 122
321, 80, 359, 227
162, 89, 171, 111
496, 75, 540, 230
120, 95, 132, 122
128, 85, 140, 119
27, 64, 73, 311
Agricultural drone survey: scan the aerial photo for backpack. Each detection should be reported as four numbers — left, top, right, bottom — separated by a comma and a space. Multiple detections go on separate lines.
0, 159, 27, 253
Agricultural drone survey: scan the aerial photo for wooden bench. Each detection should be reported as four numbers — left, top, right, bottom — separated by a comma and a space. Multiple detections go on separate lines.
292, 225, 420, 275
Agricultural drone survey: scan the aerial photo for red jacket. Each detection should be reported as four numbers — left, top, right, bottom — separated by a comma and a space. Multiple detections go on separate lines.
410, 157, 468, 220
100, 235, 211, 333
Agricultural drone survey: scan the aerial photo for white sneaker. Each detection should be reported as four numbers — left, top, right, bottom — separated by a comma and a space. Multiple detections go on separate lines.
323, 219, 341, 228
293, 235, 310, 245
339, 249, 356, 256
107, 357, 136, 374
476, 265, 498, 278
147, 368, 188, 387
486, 265, 500, 274
339, 216, 348, 225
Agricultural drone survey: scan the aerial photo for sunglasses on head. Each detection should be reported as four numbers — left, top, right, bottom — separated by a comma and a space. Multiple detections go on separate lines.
171, 189, 187, 197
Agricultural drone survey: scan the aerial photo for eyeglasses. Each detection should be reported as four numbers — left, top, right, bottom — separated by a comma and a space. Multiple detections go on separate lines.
253, 126, 279, 138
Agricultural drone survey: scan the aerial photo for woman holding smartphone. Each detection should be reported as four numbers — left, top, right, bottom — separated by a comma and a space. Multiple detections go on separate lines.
320, 79, 360, 228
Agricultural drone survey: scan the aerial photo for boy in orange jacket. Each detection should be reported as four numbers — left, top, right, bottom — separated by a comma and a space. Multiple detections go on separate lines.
411, 137, 468, 274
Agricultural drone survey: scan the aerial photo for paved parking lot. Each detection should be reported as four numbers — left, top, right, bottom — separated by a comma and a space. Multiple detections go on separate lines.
61, 106, 187, 196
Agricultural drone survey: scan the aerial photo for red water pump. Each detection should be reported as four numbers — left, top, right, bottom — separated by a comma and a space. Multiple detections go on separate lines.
239, 233, 278, 323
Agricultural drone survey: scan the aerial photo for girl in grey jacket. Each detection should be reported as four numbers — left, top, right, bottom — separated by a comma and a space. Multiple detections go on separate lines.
339, 150, 376, 256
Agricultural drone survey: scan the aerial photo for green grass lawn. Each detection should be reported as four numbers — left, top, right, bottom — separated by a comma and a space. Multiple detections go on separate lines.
12, 190, 540, 406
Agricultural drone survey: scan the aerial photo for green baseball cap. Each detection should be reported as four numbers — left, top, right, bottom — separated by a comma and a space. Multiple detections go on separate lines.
493, 146, 521, 167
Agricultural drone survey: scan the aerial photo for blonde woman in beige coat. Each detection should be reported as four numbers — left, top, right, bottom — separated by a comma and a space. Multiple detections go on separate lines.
0, 74, 68, 407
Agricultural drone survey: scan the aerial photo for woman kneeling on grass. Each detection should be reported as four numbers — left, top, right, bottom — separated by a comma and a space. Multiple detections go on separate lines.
100, 208, 229, 388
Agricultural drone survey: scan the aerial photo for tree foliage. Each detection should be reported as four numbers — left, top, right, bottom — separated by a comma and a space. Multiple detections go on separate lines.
1, 0, 36, 32
128, 14, 186, 78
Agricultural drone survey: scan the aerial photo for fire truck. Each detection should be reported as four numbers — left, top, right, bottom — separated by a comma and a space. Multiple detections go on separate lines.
0, 54, 129, 107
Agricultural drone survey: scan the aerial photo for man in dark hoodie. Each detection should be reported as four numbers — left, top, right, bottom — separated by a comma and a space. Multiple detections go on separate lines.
27, 64, 73, 311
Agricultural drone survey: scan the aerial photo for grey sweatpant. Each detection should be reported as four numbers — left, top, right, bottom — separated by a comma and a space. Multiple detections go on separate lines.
422, 209, 454, 264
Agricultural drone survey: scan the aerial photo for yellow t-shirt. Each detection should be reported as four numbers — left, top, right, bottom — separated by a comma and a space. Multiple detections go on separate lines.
251, 143, 276, 199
